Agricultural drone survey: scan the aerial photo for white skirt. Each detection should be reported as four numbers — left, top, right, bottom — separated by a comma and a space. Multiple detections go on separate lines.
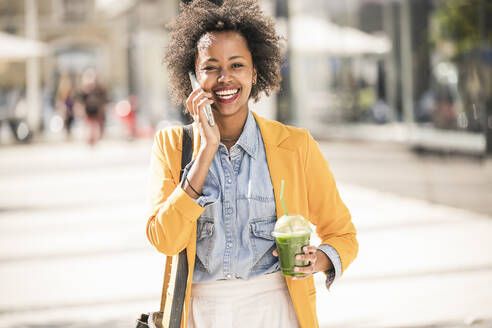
187, 271, 300, 328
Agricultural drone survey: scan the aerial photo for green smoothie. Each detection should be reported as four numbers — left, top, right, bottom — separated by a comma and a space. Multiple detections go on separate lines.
272, 214, 312, 277
275, 233, 311, 277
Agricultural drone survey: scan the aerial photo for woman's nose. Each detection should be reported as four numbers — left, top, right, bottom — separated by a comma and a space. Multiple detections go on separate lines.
218, 69, 233, 83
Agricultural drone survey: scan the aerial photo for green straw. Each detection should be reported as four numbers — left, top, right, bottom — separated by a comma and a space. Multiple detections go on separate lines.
280, 180, 288, 216
280, 180, 294, 233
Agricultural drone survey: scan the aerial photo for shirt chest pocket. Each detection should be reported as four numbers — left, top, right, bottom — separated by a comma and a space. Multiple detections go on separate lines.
195, 217, 215, 273
238, 181, 277, 220
197, 219, 214, 240
249, 216, 277, 272
250, 217, 276, 240
239, 183, 278, 272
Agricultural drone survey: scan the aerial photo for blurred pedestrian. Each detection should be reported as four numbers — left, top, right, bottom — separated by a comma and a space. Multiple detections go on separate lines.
78, 68, 107, 146
55, 73, 76, 139
146, 1, 358, 327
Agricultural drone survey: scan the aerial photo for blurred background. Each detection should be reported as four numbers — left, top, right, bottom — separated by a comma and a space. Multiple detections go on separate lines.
0, 0, 491, 327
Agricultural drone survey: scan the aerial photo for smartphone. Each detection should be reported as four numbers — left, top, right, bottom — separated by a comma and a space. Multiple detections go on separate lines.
188, 71, 215, 126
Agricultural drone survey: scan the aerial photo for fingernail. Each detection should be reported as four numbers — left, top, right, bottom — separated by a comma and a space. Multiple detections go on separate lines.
296, 255, 301, 260
294, 267, 299, 272
303, 247, 307, 252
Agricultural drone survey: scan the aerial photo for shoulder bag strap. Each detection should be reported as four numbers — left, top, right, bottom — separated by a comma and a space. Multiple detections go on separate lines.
160, 124, 193, 328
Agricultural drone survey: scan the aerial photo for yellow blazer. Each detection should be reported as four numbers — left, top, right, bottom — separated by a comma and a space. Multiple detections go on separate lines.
147, 111, 358, 328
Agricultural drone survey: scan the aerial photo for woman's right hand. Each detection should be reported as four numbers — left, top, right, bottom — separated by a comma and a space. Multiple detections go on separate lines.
186, 88, 220, 151
183, 88, 219, 200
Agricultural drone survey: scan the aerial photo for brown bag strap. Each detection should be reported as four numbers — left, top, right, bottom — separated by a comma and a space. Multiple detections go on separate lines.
160, 124, 194, 327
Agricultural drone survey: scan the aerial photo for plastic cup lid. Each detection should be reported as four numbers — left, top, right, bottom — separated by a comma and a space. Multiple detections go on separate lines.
271, 214, 312, 237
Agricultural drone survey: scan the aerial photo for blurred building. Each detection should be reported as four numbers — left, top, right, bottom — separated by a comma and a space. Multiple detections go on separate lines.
0, 0, 491, 156
0, 0, 179, 137
281, 0, 491, 156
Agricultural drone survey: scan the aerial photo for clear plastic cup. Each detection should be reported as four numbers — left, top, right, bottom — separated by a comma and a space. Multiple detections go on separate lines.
272, 214, 312, 277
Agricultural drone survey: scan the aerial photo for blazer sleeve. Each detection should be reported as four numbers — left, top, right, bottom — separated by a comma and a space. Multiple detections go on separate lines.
146, 128, 205, 255
304, 132, 358, 274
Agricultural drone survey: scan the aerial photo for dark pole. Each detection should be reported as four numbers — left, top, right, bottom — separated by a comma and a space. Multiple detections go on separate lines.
127, 4, 137, 97
275, 0, 292, 124
478, 0, 492, 156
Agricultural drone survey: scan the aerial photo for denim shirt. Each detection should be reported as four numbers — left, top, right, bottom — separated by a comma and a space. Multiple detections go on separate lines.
183, 111, 342, 285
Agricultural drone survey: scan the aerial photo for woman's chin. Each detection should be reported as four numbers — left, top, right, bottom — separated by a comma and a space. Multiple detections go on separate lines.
213, 103, 247, 118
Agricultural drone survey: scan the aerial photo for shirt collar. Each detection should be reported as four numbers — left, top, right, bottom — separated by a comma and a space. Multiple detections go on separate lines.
199, 110, 258, 159
235, 110, 258, 159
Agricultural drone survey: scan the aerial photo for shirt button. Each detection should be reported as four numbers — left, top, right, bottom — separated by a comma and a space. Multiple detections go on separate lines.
226, 208, 233, 214
227, 178, 232, 184
226, 274, 232, 279
227, 242, 233, 248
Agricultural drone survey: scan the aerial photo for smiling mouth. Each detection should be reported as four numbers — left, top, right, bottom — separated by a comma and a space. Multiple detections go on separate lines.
214, 88, 240, 103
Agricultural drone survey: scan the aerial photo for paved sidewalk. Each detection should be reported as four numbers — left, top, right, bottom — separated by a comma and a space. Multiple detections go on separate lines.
314, 184, 492, 327
320, 140, 492, 217
0, 137, 491, 327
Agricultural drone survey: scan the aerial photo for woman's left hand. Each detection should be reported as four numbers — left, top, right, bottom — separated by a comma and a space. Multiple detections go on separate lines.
273, 246, 333, 280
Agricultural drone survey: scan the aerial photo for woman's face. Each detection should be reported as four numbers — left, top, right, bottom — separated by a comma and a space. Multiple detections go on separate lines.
195, 31, 256, 119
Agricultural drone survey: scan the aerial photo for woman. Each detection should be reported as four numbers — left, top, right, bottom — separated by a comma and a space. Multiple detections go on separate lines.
78, 68, 107, 146
146, 1, 358, 327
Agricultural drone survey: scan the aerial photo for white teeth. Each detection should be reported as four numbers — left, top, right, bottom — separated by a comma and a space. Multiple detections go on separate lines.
219, 94, 235, 99
215, 89, 238, 96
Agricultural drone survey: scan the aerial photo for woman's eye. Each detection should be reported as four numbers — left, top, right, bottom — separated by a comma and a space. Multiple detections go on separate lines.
232, 63, 244, 69
202, 66, 216, 71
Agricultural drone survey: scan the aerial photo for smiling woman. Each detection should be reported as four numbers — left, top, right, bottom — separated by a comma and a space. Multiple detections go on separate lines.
146, 1, 358, 327
164, 0, 282, 106
192, 30, 256, 140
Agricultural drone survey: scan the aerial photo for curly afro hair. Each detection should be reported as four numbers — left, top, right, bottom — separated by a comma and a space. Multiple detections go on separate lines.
164, 0, 283, 107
